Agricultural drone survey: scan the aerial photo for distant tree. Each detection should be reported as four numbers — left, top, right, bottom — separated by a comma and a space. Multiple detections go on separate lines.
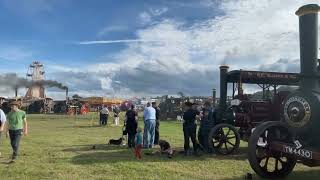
72, 94, 82, 99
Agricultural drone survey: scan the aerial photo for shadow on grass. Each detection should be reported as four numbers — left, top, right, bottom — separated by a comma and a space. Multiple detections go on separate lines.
221, 169, 320, 180
68, 144, 249, 164
63, 144, 128, 152
213, 146, 248, 161
73, 125, 102, 128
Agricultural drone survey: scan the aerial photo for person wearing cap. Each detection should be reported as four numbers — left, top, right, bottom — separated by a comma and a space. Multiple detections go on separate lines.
198, 101, 215, 153
182, 102, 200, 155
0, 107, 6, 157
6, 101, 28, 162
152, 102, 160, 145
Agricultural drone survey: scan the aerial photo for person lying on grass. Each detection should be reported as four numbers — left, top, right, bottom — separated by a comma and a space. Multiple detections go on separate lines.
145, 139, 174, 158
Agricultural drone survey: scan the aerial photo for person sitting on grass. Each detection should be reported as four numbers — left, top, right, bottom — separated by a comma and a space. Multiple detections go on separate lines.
158, 140, 173, 158
6, 101, 28, 162
134, 127, 143, 160
144, 139, 174, 158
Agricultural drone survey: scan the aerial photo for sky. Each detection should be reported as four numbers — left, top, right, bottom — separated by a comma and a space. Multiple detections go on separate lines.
0, 0, 319, 99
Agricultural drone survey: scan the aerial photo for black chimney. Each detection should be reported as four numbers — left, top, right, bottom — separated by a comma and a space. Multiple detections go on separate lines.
219, 65, 229, 110
296, 4, 320, 90
14, 86, 18, 98
66, 88, 69, 101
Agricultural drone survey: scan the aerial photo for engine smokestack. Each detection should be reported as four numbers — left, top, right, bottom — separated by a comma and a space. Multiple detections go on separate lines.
296, 4, 320, 89
14, 86, 18, 98
212, 88, 216, 106
219, 65, 229, 110
66, 88, 69, 101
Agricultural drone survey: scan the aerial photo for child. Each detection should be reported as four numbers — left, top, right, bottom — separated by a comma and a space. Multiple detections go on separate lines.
134, 127, 143, 160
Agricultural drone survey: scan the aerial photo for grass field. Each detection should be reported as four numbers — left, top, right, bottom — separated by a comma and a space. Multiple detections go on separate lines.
0, 112, 319, 180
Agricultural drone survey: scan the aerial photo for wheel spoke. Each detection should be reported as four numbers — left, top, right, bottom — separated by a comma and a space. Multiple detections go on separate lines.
219, 128, 225, 136
257, 155, 267, 163
227, 136, 236, 139
224, 142, 229, 152
263, 157, 270, 169
279, 157, 286, 164
275, 159, 279, 171
225, 128, 231, 136
226, 140, 235, 147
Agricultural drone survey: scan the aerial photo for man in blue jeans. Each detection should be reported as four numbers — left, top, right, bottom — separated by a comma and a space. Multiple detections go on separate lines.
6, 101, 28, 162
143, 102, 156, 148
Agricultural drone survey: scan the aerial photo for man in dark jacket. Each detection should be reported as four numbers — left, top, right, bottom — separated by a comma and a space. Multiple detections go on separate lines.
183, 102, 200, 155
125, 105, 138, 148
198, 101, 215, 153
152, 102, 160, 145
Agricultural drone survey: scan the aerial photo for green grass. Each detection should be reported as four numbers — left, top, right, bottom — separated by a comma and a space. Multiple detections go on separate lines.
0, 113, 319, 180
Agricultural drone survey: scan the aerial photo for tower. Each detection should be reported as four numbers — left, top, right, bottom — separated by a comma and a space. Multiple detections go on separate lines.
25, 61, 45, 99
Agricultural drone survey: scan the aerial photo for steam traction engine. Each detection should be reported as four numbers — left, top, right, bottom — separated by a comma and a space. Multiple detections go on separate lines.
208, 65, 300, 155
247, 4, 320, 178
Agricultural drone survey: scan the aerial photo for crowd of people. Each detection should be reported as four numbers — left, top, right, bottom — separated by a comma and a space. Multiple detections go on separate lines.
98, 105, 121, 126
183, 101, 215, 155
123, 101, 215, 159
0, 100, 214, 162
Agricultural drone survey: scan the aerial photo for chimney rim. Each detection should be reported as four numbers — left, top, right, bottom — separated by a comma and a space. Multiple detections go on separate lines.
296, 4, 320, 16
219, 65, 229, 70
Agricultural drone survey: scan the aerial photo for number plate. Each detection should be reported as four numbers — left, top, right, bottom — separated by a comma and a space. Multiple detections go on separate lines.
283, 145, 313, 159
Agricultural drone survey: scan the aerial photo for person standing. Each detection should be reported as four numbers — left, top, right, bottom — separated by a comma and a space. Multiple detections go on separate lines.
182, 102, 199, 156
143, 102, 156, 148
113, 105, 120, 126
125, 105, 138, 148
0, 107, 6, 157
152, 102, 160, 145
6, 101, 28, 162
198, 101, 215, 153
134, 127, 143, 160
100, 105, 109, 126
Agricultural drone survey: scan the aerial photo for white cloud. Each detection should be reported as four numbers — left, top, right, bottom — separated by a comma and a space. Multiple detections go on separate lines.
138, 7, 168, 25
47, 1, 320, 98
149, 7, 168, 16
139, 12, 152, 25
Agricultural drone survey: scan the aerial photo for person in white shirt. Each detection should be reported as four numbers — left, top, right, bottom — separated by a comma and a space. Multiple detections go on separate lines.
0, 108, 7, 156
143, 102, 156, 148
99, 106, 109, 126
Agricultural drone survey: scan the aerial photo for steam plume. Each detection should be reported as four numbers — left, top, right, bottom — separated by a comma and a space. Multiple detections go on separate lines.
0, 73, 68, 90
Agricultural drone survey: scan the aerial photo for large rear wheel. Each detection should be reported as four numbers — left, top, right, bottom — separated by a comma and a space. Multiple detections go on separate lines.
248, 121, 297, 178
